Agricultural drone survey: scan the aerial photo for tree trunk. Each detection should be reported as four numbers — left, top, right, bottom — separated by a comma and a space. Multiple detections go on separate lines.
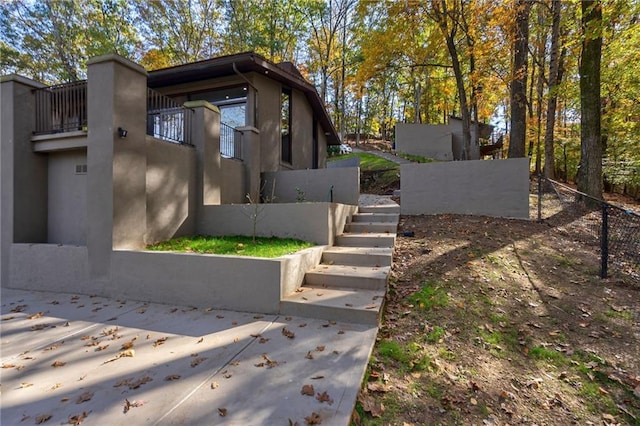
543, 0, 562, 179
508, 0, 531, 158
576, 0, 603, 200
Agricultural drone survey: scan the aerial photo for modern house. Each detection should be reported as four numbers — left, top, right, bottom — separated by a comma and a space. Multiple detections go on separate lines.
1, 53, 360, 311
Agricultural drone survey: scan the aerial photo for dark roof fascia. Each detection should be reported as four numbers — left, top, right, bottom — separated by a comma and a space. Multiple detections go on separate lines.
148, 52, 340, 145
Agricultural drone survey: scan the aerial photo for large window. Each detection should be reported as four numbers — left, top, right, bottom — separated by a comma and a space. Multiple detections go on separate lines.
190, 85, 248, 128
281, 88, 292, 164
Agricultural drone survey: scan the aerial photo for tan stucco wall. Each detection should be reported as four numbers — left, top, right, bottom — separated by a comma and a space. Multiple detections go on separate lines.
291, 89, 314, 169
221, 158, 245, 204
262, 167, 360, 205
47, 150, 87, 245
250, 73, 281, 172
401, 158, 530, 219
395, 123, 453, 161
145, 137, 197, 245
198, 202, 356, 246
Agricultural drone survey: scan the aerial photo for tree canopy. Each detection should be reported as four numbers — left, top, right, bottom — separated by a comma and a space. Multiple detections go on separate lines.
2, 0, 638, 196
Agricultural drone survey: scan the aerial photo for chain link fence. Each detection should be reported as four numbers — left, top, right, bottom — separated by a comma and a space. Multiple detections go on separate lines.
536, 176, 640, 282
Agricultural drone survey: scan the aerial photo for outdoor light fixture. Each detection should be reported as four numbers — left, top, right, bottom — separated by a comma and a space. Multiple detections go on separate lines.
118, 127, 128, 138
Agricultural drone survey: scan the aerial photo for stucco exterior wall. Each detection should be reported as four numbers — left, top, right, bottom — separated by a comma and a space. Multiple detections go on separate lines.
111, 251, 282, 313
145, 137, 197, 245
198, 202, 357, 246
251, 73, 281, 172
221, 158, 245, 204
395, 123, 453, 161
9, 244, 90, 293
291, 89, 314, 169
47, 150, 88, 245
401, 158, 530, 219
262, 167, 360, 205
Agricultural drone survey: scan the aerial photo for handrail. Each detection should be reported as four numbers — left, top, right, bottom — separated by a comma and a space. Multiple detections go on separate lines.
33, 80, 87, 135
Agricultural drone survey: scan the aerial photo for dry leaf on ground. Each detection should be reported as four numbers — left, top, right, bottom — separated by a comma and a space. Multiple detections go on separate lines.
67, 412, 88, 425
304, 412, 322, 425
35, 414, 52, 424
315, 391, 333, 405
301, 384, 315, 396
51, 361, 66, 368
282, 327, 295, 339
76, 391, 94, 404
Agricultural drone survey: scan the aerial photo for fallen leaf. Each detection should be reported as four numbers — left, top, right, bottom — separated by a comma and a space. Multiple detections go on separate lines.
358, 394, 384, 417
20, 382, 33, 388
190, 357, 207, 368
282, 327, 295, 339
310, 375, 324, 380
2, 363, 16, 369
27, 312, 44, 319
306, 351, 314, 360
367, 383, 391, 392
211, 382, 219, 389
121, 341, 134, 350
218, 408, 227, 417
316, 391, 333, 405
261, 354, 279, 368
259, 337, 270, 344
35, 414, 52, 424
316, 346, 325, 352
67, 412, 88, 425
113, 378, 132, 388
123, 398, 145, 413
196, 338, 204, 344
76, 391, 94, 404
301, 384, 315, 396
51, 383, 63, 390
165, 375, 181, 381
10, 304, 27, 313
153, 337, 168, 347
128, 376, 152, 390
304, 412, 322, 425
95, 345, 109, 352
31, 324, 49, 331
51, 361, 66, 368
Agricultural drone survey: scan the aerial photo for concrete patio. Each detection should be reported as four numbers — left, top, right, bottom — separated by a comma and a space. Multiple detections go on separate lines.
1, 288, 377, 425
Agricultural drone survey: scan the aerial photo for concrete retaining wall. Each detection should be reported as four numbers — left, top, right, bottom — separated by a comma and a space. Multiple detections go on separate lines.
198, 202, 357, 246
395, 123, 453, 161
145, 137, 197, 245
401, 158, 529, 219
262, 167, 359, 205
9, 244, 91, 293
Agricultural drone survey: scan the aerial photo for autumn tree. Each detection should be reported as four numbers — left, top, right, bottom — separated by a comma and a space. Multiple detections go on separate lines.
508, 0, 531, 158
576, 0, 603, 200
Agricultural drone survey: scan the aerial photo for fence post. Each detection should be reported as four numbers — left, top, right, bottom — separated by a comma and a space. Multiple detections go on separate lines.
600, 202, 608, 278
537, 173, 542, 222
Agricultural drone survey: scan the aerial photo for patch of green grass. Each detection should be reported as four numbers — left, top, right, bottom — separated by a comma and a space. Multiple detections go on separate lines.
426, 326, 446, 343
146, 235, 314, 258
438, 348, 456, 361
377, 340, 431, 372
408, 280, 450, 310
329, 152, 399, 172
489, 313, 508, 324
552, 253, 574, 268
395, 151, 436, 163
425, 382, 443, 399
528, 346, 567, 365
604, 309, 633, 321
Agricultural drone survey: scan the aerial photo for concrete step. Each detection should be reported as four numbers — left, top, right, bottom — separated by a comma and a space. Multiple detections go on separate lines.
336, 233, 395, 248
358, 204, 400, 215
345, 222, 397, 234
280, 286, 386, 325
305, 264, 389, 290
352, 212, 399, 223
322, 246, 393, 267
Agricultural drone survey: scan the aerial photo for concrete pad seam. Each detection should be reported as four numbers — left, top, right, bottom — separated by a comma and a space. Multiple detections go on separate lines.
153, 315, 281, 425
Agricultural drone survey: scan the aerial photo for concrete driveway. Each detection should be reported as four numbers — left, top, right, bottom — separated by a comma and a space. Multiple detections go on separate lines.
1, 288, 377, 425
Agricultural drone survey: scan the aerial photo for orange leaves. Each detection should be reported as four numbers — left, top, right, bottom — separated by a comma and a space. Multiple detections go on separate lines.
282, 327, 295, 339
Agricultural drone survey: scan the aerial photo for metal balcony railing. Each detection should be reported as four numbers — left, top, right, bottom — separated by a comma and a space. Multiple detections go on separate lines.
220, 122, 242, 159
34, 80, 87, 135
147, 88, 193, 145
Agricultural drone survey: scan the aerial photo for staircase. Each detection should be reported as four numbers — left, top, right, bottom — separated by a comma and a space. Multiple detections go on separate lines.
280, 201, 400, 325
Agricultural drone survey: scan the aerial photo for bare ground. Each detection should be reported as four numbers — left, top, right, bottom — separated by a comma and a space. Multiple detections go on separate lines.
354, 196, 640, 425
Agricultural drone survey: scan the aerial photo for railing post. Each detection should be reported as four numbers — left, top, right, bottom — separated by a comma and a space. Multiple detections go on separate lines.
601, 202, 608, 278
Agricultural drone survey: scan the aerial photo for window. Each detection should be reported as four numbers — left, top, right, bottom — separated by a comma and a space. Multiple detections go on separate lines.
281, 88, 292, 164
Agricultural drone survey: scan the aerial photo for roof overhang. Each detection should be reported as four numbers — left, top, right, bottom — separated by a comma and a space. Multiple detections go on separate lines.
148, 52, 340, 145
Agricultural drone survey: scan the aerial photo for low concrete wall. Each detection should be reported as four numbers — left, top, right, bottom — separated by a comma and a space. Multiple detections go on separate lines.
221, 157, 245, 204
198, 202, 357, 246
145, 137, 197, 245
401, 158, 529, 219
8, 244, 92, 293
262, 167, 359, 205
111, 251, 280, 313
395, 123, 453, 161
